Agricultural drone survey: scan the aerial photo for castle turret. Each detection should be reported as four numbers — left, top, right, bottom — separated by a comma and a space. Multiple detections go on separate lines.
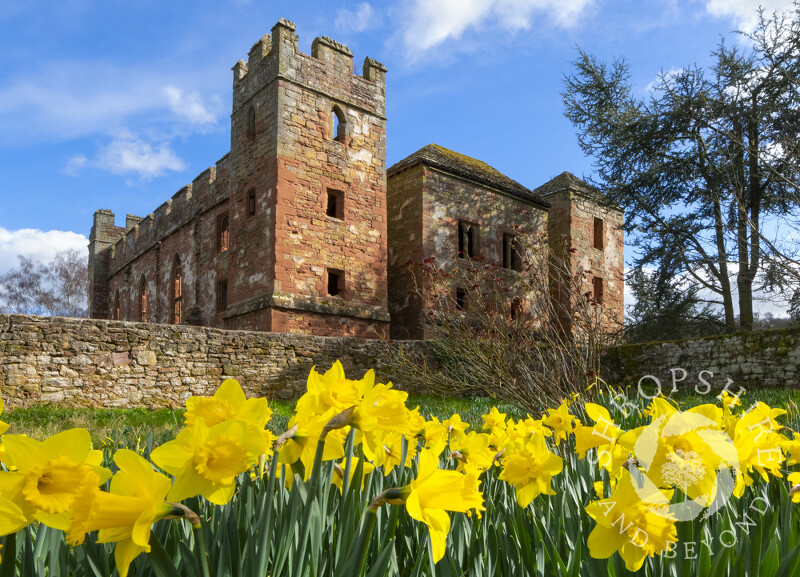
88, 210, 125, 319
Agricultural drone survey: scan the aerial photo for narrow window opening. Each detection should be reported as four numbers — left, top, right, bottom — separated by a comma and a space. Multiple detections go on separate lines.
172, 256, 183, 324
455, 287, 466, 310
593, 276, 604, 304
326, 189, 344, 219
246, 106, 256, 140
327, 269, 343, 296
113, 290, 121, 321
247, 189, 256, 216
139, 276, 147, 323
331, 106, 346, 143
458, 221, 479, 258
217, 213, 230, 252
502, 233, 522, 272
593, 217, 604, 250
216, 279, 228, 313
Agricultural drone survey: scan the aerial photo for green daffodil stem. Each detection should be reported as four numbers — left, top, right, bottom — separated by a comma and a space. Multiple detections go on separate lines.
356, 509, 378, 574
192, 524, 212, 577
256, 455, 281, 576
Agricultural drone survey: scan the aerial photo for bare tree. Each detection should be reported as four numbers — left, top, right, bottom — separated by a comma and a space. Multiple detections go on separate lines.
0, 249, 88, 317
386, 232, 619, 413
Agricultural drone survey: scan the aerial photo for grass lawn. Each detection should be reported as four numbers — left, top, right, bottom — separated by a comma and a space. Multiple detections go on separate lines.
4, 386, 798, 447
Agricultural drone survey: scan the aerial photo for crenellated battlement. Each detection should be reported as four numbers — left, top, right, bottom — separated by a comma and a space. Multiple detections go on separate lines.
231, 19, 386, 116
106, 154, 230, 273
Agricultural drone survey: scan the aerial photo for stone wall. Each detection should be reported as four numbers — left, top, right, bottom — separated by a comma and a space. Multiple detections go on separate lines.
0, 314, 423, 409
603, 327, 800, 391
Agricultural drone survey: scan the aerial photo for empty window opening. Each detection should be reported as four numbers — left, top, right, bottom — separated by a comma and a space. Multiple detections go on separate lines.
331, 106, 346, 143
593, 276, 604, 304
139, 276, 147, 323
502, 233, 522, 272
593, 217, 604, 250
217, 279, 228, 313
326, 189, 344, 219
247, 189, 256, 216
327, 269, 343, 296
455, 288, 466, 310
218, 213, 230, 252
246, 106, 256, 140
113, 291, 121, 321
172, 256, 183, 324
458, 221, 479, 258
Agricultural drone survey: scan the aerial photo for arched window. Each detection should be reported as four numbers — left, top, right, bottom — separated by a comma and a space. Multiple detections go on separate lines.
138, 276, 148, 323
113, 290, 121, 321
246, 106, 256, 140
171, 256, 183, 324
217, 213, 230, 252
331, 105, 346, 143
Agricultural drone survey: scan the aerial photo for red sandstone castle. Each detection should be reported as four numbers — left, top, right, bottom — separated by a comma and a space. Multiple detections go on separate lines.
88, 20, 623, 339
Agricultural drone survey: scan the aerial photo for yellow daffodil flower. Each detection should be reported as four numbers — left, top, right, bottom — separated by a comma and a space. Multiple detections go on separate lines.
586, 469, 677, 572
481, 407, 507, 431
788, 471, 800, 504
499, 435, 563, 507
151, 418, 265, 505
542, 400, 577, 443
0, 428, 111, 534
401, 449, 484, 563
68, 449, 175, 577
448, 431, 495, 473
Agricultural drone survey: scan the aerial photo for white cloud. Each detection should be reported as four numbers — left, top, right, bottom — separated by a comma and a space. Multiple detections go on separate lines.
93, 132, 186, 179
704, 0, 795, 32
645, 67, 684, 93
163, 86, 218, 127
397, 0, 594, 59
0, 62, 223, 145
335, 3, 378, 33
0, 228, 88, 275
63, 154, 88, 176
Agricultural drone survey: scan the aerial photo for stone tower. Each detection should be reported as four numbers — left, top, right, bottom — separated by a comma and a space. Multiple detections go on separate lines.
89, 20, 390, 338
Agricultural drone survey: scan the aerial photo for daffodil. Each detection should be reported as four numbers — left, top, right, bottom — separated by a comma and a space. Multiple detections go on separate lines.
185, 378, 272, 430
0, 429, 111, 534
448, 431, 495, 473
623, 408, 736, 507
499, 434, 563, 507
151, 418, 265, 505
574, 403, 623, 459
586, 469, 677, 572
400, 449, 484, 562
68, 449, 175, 577
481, 407, 507, 432
542, 400, 577, 442
788, 471, 800, 504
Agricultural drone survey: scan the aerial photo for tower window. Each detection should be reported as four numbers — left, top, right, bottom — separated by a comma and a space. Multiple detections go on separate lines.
455, 287, 466, 310
327, 269, 344, 296
247, 189, 256, 216
139, 276, 147, 323
172, 256, 182, 324
217, 213, 229, 252
458, 221, 479, 258
216, 279, 228, 313
113, 290, 121, 321
502, 233, 522, 272
331, 106, 346, 143
593, 276, 604, 304
246, 106, 256, 140
593, 217, 604, 250
326, 189, 344, 219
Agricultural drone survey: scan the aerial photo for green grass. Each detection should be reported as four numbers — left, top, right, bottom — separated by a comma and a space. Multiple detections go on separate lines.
4, 387, 798, 446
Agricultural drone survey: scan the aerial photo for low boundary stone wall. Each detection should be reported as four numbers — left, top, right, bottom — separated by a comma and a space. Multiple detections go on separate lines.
2, 314, 799, 409
603, 327, 800, 392
0, 314, 426, 408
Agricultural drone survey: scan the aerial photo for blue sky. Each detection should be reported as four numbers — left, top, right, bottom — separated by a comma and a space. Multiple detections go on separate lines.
0, 0, 791, 312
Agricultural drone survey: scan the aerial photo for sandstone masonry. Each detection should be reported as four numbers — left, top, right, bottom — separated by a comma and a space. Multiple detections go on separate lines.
89, 20, 624, 341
